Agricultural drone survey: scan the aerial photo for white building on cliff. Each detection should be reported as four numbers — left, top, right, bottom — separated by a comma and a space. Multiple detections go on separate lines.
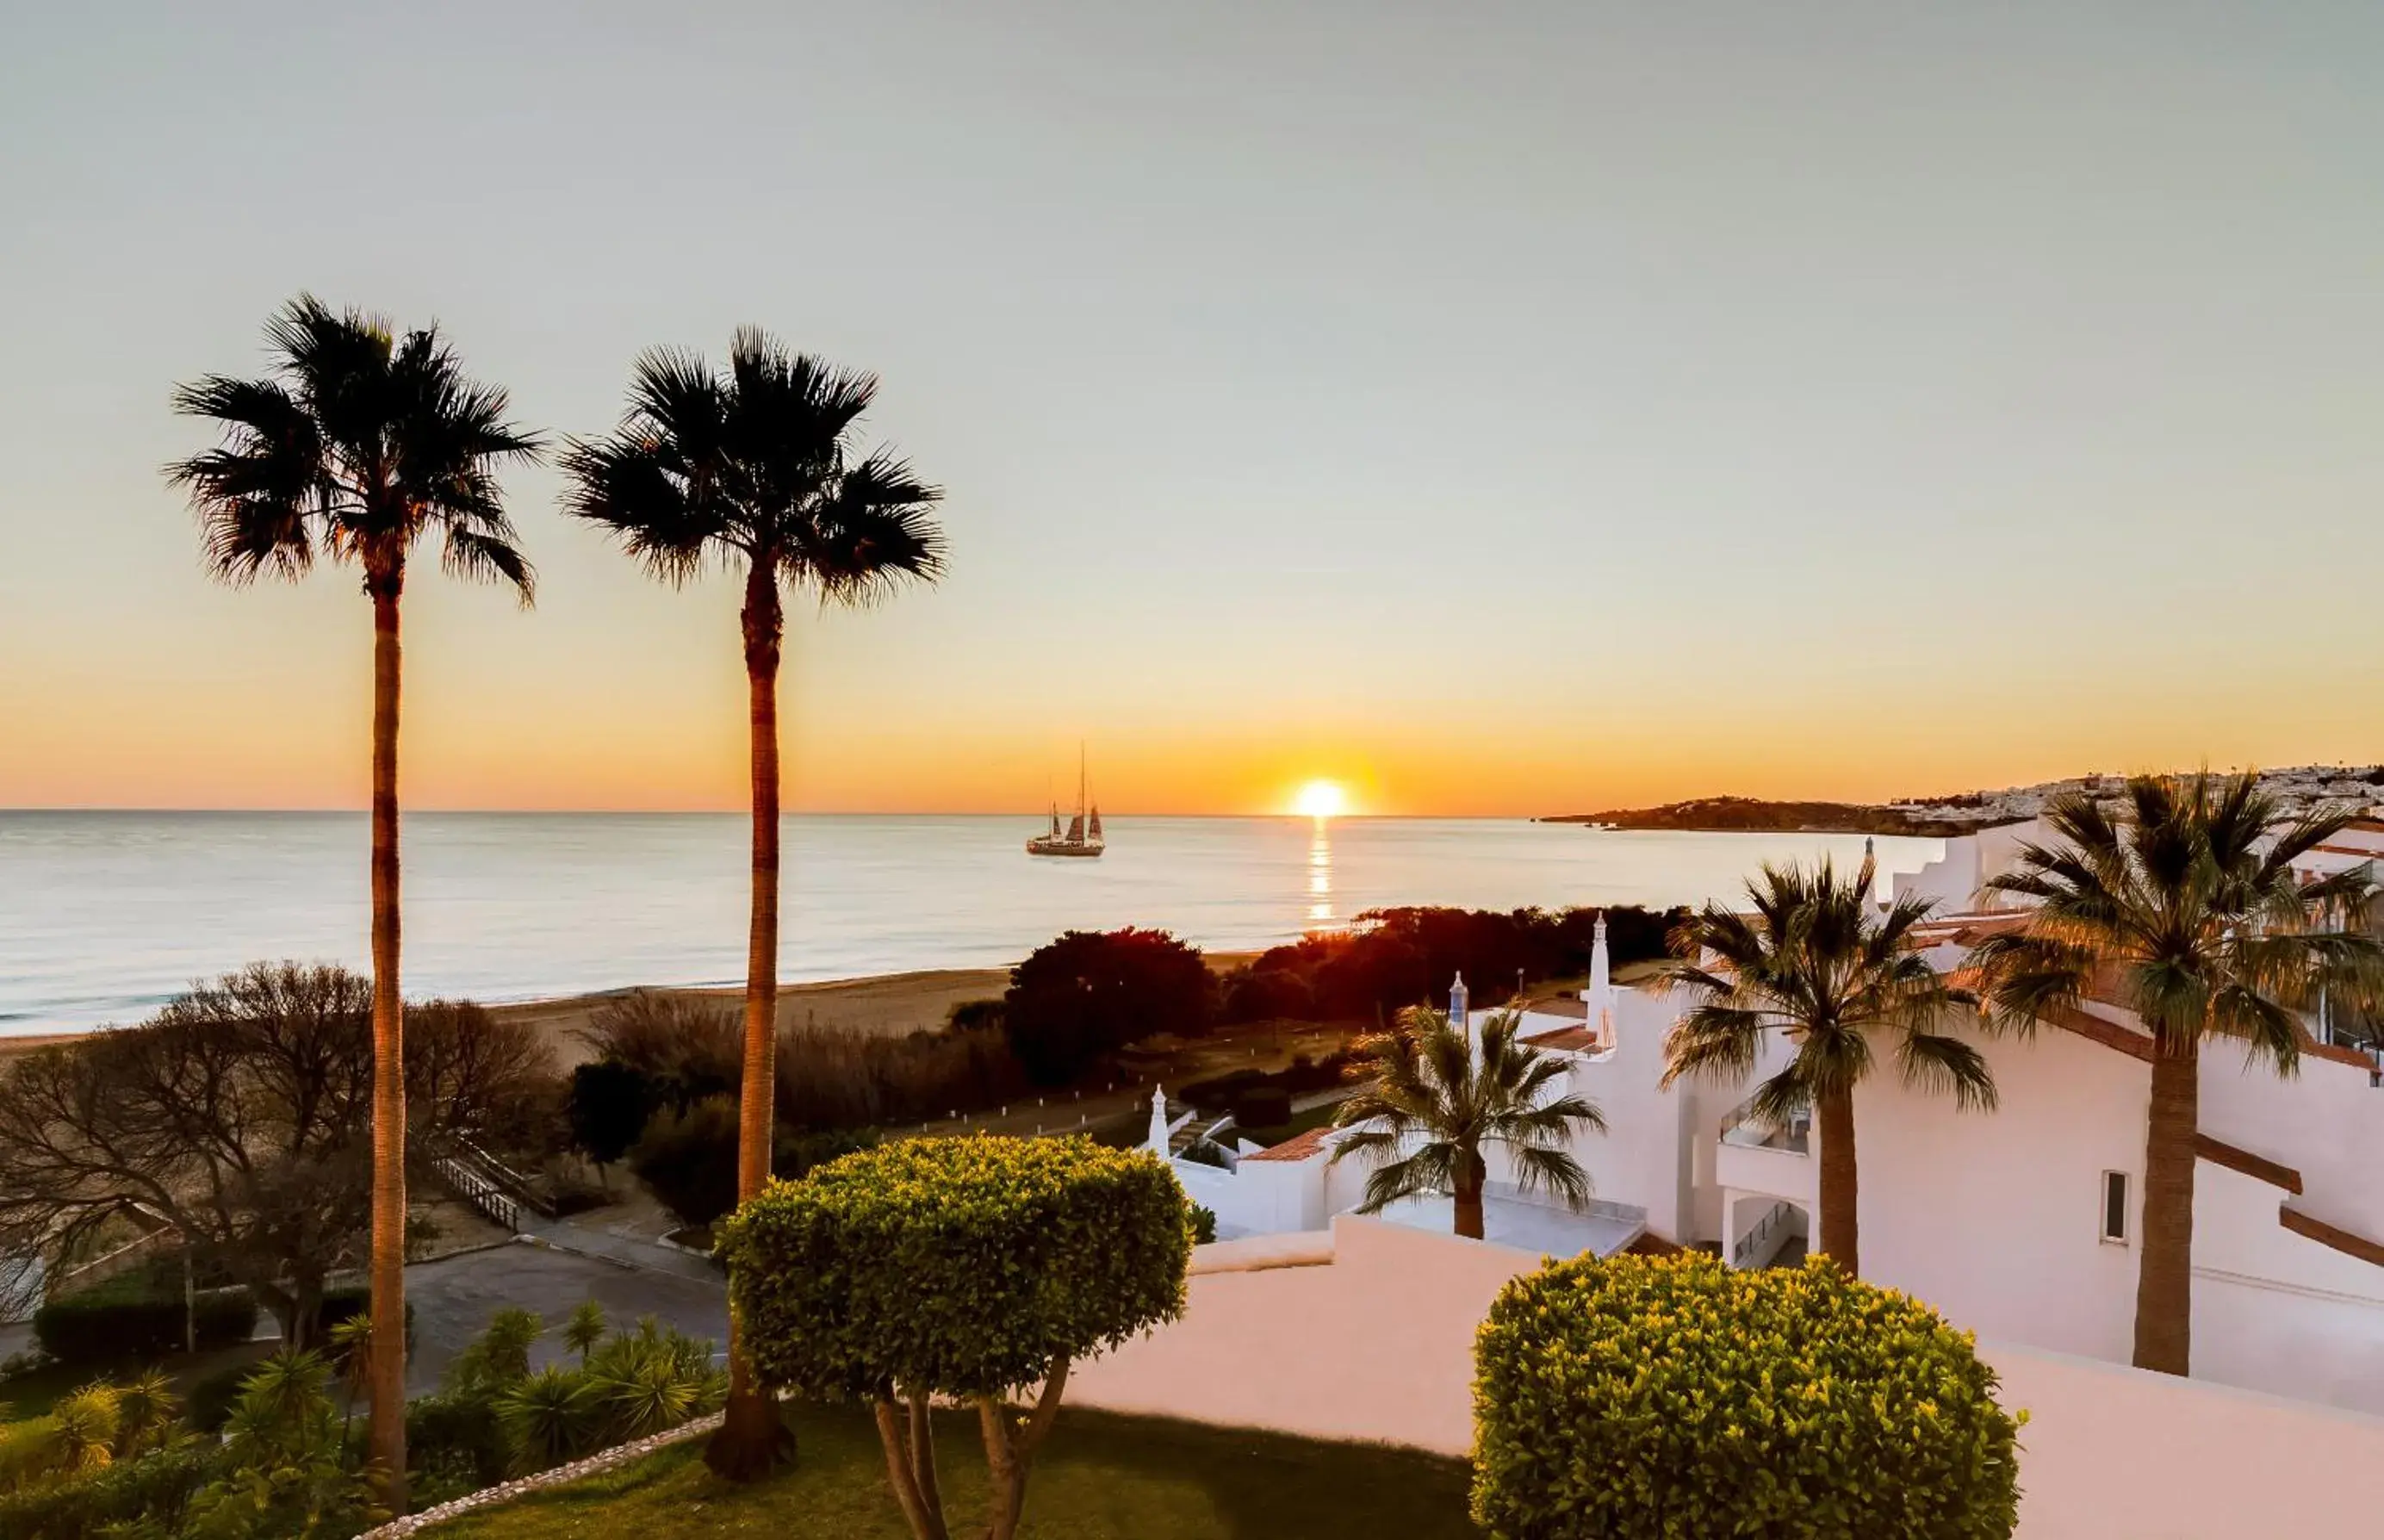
1172, 822, 2384, 1418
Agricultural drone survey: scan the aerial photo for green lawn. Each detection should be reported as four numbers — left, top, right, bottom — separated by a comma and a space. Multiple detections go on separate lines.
439, 1401, 1479, 1539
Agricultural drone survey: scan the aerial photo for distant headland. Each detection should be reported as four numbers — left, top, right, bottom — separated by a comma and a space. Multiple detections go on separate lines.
1546, 765, 2384, 837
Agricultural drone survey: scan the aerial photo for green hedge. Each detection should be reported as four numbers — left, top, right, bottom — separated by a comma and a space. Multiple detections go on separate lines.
31, 1276, 258, 1367
1472, 1254, 2022, 1538
721, 1134, 1192, 1400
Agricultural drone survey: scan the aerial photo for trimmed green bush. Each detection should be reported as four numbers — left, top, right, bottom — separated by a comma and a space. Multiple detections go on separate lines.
722, 1135, 1192, 1540
1471, 1253, 2022, 1539
32, 1275, 257, 1366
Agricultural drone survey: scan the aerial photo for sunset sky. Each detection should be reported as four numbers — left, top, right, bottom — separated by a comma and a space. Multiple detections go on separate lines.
3, 3, 2381, 817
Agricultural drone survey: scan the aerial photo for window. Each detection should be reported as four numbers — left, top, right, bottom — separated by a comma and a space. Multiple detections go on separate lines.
2101, 1171, 2129, 1245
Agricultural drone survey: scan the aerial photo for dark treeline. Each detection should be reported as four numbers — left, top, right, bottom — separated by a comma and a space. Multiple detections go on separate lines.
1220, 904, 1685, 1025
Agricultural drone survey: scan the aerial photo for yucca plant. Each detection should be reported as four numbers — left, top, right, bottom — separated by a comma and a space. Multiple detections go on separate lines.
562, 1301, 608, 1364
1660, 854, 1988, 1277
1329, 1006, 1605, 1239
46, 1385, 121, 1478
445, 1308, 543, 1395
496, 1368, 598, 1475
1970, 773, 2384, 1375
111, 1369, 181, 1459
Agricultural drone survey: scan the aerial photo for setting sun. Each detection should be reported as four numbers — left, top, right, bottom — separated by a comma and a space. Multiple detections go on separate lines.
1293, 779, 1349, 819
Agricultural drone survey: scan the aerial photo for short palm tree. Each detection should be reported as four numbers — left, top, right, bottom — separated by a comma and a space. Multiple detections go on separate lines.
1970, 773, 2384, 1375
561, 330, 943, 1478
1661, 854, 1990, 1278
168, 295, 539, 1512
1329, 1006, 1605, 1239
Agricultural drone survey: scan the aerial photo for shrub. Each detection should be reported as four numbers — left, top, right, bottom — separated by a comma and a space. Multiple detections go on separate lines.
407, 1388, 508, 1493
722, 1135, 1192, 1540
567, 1059, 655, 1175
1003, 928, 1214, 1086
0, 1442, 214, 1539
1189, 1204, 1218, 1245
774, 1021, 1028, 1130
187, 1359, 254, 1433
578, 991, 740, 1109
1471, 1254, 2022, 1538
32, 1276, 257, 1367
628, 1096, 743, 1230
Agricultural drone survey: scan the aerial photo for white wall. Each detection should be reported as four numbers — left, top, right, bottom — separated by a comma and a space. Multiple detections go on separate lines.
1854, 1023, 2145, 1362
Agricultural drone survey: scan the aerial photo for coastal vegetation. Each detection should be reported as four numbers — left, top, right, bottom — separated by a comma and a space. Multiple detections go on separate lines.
0, 1301, 717, 1540
167, 295, 544, 1508
1002, 928, 1214, 1085
1329, 1006, 1605, 1239
1471, 1253, 2021, 1537
1660, 854, 1990, 1276
1969, 773, 2384, 1376
1218, 904, 1682, 1026
0, 963, 552, 1348
561, 331, 945, 1481
720, 1137, 1193, 1540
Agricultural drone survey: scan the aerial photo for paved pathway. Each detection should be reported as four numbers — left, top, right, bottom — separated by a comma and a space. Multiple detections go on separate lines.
402, 1235, 726, 1395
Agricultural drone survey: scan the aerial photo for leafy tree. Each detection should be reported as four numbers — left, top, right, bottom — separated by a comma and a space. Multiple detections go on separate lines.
566, 1061, 654, 1187
1970, 774, 2384, 1375
563, 331, 944, 1481
1473, 1254, 2021, 1537
169, 296, 540, 1515
722, 1137, 1191, 1540
1660, 854, 1987, 1276
1329, 1007, 1605, 1239
0, 963, 553, 1350
1003, 929, 1213, 1085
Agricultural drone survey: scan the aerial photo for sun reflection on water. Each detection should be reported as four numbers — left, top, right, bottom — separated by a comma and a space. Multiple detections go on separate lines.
1306, 817, 1333, 926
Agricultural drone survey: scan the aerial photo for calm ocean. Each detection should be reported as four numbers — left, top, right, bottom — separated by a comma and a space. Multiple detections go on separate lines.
0, 813, 1940, 1035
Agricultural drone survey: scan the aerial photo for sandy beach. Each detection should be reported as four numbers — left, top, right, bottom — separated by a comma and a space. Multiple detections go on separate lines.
0, 952, 1267, 1071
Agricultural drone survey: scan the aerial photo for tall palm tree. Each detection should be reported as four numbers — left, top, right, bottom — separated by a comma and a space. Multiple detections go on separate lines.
1329, 1006, 1605, 1239
1660, 854, 1989, 1277
561, 330, 943, 1478
168, 296, 539, 1512
1970, 773, 2384, 1375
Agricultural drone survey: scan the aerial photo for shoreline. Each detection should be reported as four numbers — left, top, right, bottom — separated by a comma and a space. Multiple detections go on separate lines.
0, 953, 1265, 1068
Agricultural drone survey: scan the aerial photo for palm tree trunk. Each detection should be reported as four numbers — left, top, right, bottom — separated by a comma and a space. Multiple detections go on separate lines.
2134, 1042, 2199, 1375
708, 563, 793, 1480
366, 581, 408, 1513
1815, 1085, 1859, 1276
1454, 1151, 1486, 1240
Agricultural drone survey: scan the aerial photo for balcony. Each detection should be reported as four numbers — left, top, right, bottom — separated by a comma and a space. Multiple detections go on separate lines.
1715, 1096, 1815, 1208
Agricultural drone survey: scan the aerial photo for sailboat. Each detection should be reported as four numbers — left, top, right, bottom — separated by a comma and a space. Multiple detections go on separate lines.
1027, 748, 1106, 858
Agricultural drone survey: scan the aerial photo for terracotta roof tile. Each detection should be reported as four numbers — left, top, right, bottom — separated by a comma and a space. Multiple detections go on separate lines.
1244, 1125, 1335, 1163
1521, 1025, 1603, 1053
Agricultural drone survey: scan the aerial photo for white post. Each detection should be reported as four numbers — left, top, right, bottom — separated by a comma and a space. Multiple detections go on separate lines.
1147, 1085, 1170, 1155
1586, 915, 1616, 1048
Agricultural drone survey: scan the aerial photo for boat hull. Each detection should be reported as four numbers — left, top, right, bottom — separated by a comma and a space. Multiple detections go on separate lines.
1026, 839, 1105, 858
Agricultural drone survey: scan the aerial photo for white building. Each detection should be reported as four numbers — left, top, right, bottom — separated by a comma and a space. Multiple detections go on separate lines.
1178, 823, 2384, 1418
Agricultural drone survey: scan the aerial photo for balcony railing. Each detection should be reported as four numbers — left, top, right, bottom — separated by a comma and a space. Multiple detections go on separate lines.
1719, 1097, 1810, 1156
